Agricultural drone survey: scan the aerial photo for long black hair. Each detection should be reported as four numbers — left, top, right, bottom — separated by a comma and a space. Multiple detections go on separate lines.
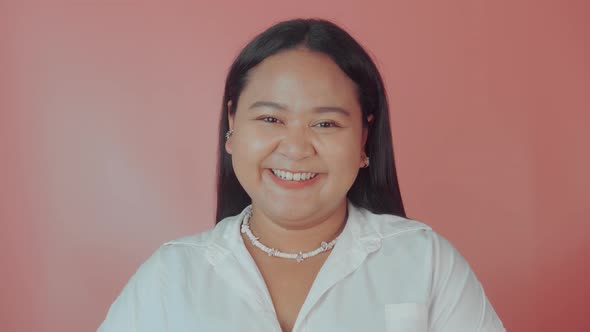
216, 18, 406, 223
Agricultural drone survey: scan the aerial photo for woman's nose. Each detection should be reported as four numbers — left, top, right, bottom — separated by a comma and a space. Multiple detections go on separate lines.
275, 126, 316, 161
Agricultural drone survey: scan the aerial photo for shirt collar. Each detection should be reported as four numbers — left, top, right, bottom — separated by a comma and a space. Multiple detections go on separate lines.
205, 199, 430, 265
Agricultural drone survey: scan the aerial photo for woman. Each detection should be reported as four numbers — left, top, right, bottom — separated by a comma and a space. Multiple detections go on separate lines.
98, 18, 506, 332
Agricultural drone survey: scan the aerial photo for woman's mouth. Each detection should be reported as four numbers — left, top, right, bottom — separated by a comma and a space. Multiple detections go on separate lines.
271, 169, 318, 181
267, 169, 320, 189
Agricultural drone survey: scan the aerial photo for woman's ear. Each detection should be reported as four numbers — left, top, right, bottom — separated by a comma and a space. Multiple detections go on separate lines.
225, 100, 235, 155
362, 114, 374, 147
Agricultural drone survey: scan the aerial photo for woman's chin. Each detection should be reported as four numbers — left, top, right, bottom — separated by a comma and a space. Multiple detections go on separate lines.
261, 202, 321, 224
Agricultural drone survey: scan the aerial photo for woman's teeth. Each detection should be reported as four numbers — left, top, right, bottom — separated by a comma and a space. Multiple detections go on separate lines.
271, 169, 317, 181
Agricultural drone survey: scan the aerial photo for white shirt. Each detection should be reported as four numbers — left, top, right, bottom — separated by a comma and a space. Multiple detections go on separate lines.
98, 201, 506, 332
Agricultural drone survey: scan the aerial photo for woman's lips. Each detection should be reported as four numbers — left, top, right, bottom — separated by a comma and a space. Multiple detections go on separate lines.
266, 169, 321, 190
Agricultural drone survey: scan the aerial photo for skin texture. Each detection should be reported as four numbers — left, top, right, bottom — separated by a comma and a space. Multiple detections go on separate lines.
225, 47, 373, 252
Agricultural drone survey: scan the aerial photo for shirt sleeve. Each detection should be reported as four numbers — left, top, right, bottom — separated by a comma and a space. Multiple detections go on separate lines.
97, 247, 167, 332
428, 233, 506, 332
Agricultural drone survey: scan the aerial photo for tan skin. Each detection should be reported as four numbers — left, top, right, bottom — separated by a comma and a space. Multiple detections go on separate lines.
242, 231, 339, 332
225, 48, 373, 332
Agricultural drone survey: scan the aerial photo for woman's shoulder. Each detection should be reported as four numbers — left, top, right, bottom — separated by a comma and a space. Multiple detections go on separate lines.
112, 215, 242, 299
151, 214, 241, 265
354, 205, 459, 258
353, 204, 433, 240
97, 216, 242, 331
161, 213, 241, 250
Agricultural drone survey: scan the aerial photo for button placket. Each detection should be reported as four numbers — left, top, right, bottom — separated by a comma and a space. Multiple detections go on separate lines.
363, 238, 382, 253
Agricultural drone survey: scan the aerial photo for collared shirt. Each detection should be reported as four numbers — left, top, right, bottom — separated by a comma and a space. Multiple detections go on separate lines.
98, 201, 506, 332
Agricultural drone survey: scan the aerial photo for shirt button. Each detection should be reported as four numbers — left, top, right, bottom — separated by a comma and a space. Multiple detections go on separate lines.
366, 241, 381, 252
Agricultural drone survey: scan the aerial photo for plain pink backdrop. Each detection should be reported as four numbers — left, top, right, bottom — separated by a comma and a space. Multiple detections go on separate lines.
1, 1, 588, 331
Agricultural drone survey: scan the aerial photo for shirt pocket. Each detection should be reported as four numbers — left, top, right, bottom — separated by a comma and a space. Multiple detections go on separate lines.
384, 303, 428, 332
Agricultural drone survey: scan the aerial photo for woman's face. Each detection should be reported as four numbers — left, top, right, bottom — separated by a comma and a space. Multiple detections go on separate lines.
226, 48, 370, 224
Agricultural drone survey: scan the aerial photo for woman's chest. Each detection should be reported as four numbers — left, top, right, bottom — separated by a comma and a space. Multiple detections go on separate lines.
254, 256, 327, 332
158, 239, 432, 332
159, 280, 429, 332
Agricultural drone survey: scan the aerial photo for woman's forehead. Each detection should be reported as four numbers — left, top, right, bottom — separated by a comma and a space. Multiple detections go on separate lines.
239, 49, 360, 111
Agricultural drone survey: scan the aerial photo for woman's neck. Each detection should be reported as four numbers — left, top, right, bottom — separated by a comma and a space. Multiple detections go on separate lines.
245, 201, 348, 253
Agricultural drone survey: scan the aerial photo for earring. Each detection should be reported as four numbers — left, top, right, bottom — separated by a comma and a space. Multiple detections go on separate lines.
225, 129, 234, 140
362, 155, 370, 168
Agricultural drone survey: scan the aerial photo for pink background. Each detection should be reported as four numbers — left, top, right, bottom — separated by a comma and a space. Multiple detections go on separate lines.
1, 1, 588, 331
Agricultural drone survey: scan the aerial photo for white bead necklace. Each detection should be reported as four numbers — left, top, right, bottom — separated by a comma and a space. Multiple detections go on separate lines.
240, 206, 338, 263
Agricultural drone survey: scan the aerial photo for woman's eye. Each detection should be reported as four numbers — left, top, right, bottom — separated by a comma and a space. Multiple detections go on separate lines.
316, 121, 338, 128
260, 116, 280, 123
258, 117, 337, 128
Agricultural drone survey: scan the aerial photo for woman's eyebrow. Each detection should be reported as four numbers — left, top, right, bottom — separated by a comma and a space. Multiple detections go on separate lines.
249, 101, 287, 110
248, 101, 350, 117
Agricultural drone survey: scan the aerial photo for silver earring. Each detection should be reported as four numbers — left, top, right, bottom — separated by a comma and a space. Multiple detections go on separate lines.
362, 156, 370, 168
225, 129, 234, 140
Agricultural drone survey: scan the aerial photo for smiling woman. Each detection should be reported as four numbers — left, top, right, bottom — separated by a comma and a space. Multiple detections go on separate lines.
98, 19, 506, 332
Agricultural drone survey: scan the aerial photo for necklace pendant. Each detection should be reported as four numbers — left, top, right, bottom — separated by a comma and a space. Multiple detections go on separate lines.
296, 252, 304, 263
